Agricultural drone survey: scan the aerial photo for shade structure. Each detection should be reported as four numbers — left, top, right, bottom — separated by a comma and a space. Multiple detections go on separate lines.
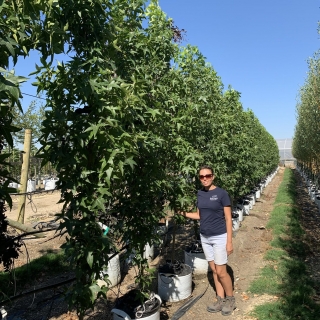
276, 138, 295, 162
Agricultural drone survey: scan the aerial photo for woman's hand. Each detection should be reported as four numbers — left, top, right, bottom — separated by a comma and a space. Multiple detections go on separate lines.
178, 209, 200, 220
226, 242, 233, 256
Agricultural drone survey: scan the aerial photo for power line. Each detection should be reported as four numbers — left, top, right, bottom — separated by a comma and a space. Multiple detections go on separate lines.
21, 92, 46, 101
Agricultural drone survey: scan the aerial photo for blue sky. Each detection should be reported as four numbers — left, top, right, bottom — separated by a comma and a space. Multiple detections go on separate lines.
15, 0, 319, 140
158, 0, 320, 139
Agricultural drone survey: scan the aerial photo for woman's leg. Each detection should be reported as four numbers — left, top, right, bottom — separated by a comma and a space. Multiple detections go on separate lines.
208, 260, 226, 298
215, 264, 233, 296
202, 234, 230, 296
215, 263, 236, 315
207, 260, 226, 313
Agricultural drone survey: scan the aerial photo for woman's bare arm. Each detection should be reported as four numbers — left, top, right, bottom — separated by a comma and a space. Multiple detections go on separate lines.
180, 208, 200, 220
224, 205, 233, 255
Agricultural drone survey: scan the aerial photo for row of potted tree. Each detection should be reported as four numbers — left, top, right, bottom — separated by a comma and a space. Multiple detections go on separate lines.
293, 50, 320, 182
0, 0, 279, 318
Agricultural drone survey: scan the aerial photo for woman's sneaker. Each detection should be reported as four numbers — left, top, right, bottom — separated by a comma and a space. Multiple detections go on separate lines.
207, 295, 224, 313
221, 296, 236, 316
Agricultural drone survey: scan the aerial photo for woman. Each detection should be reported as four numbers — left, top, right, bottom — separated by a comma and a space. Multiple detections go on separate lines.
180, 165, 236, 316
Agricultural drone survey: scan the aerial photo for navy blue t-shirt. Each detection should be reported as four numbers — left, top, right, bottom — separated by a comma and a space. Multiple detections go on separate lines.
197, 187, 231, 236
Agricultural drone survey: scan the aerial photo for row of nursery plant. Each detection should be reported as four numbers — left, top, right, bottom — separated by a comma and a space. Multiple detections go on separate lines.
232, 167, 279, 232
296, 166, 320, 213
0, 0, 279, 317
293, 50, 320, 181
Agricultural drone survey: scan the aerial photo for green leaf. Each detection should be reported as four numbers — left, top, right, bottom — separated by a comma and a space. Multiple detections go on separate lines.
93, 197, 106, 212
87, 252, 93, 269
5, 41, 15, 57
124, 157, 137, 170
89, 284, 101, 302
105, 167, 113, 187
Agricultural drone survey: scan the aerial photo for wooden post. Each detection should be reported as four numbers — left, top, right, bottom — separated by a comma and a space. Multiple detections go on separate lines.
17, 129, 32, 224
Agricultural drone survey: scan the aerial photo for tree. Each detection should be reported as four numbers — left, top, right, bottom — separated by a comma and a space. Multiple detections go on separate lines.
11, 100, 45, 145
293, 51, 320, 180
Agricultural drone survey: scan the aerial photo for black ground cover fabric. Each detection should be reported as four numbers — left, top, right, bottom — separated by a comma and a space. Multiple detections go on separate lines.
158, 261, 191, 277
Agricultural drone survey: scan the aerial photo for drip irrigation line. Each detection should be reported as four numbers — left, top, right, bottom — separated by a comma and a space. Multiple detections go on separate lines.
0, 244, 129, 305
0, 277, 76, 305
9, 189, 57, 196
171, 283, 209, 320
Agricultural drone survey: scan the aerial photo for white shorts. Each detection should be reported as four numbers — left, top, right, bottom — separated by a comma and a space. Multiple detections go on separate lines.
200, 233, 228, 265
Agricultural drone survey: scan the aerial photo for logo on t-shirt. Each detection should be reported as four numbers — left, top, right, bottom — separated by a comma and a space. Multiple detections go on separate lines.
210, 195, 218, 201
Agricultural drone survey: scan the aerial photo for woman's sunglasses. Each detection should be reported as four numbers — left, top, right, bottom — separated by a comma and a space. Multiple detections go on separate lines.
199, 174, 213, 180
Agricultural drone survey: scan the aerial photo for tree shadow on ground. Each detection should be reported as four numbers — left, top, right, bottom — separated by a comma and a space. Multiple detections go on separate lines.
207, 264, 235, 294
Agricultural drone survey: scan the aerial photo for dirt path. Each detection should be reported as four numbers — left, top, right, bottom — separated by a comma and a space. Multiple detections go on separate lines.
3, 190, 65, 269
2, 168, 285, 319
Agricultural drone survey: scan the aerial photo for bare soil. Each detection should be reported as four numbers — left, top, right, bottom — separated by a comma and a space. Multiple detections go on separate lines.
2, 167, 319, 320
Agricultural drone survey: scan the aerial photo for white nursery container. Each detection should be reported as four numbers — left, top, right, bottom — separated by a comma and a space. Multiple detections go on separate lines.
143, 243, 154, 265
27, 179, 36, 192
9, 182, 18, 189
125, 243, 155, 266
44, 178, 56, 190
232, 217, 240, 232
243, 200, 250, 215
237, 207, 244, 222
97, 253, 121, 288
184, 250, 210, 274
158, 264, 192, 302
251, 193, 256, 205
247, 196, 254, 209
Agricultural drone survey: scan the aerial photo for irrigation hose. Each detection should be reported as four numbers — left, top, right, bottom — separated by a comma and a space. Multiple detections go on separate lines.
170, 283, 209, 320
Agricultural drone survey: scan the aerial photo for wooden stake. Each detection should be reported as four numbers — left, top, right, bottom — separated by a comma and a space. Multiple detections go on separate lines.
17, 129, 32, 224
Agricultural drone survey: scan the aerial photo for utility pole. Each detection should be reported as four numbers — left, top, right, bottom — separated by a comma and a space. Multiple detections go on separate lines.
17, 129, 32, 224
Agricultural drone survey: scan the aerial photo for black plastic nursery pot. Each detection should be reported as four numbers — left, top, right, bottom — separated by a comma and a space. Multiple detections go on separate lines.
111, 290, 161, 320
157, 260, 192, 302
